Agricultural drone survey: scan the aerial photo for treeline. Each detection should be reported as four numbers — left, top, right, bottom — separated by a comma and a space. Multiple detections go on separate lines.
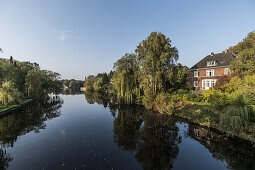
62, 79, 84, 91
84, 32, 190, 107
84, 72, 113, 93
0, 56, 62, 106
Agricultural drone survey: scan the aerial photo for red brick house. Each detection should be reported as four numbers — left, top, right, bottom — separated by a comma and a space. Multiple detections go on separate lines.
188, 52, 236, 90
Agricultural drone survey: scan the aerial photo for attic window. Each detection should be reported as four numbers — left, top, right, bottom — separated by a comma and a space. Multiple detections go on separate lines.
207, 61, 217, 66
221, 60, 225, 63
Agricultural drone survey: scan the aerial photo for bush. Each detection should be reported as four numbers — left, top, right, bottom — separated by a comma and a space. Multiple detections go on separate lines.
203, 90, 228, 109
153, 93, 175, 114
0, 81, 22, 105
220, 106, 252, 133
183, 93, 203, 102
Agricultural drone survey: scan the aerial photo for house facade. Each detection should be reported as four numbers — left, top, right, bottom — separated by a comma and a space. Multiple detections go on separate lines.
188, 52, 235, 90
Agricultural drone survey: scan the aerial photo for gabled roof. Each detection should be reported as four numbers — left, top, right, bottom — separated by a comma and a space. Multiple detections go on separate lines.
190, 52, 236, 69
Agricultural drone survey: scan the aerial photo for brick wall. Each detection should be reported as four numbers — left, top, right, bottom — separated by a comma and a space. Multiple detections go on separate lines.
188, 67, 230, 89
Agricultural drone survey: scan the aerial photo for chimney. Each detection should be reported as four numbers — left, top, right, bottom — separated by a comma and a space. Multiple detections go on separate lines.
211, 52, 214, 56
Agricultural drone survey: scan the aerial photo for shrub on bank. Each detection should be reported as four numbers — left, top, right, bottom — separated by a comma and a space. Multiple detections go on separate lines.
203, 90, 228, 109
220, 106, 252, 133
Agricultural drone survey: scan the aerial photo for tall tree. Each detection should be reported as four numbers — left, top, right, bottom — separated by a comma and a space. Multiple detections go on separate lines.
135, 32, 179, 96
112, 53, 140, 104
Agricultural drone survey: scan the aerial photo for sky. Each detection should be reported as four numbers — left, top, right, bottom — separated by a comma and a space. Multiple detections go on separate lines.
0, 0, 255, 80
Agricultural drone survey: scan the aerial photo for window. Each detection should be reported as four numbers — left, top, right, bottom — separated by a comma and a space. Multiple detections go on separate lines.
194, 71, 198, 77
206, 70, 214, 76
211, 80, 215, 87
207, 80, 210, 87
202, 79, 217, 90
224, 68, 231, 75
194, 81, 198, 87
207, 61, 217, 67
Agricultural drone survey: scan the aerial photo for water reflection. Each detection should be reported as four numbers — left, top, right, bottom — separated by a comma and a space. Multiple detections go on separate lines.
84, 91, 255, 170
0, 149, 13, 170
187, 124, 255, 170
0, 95, 63, 168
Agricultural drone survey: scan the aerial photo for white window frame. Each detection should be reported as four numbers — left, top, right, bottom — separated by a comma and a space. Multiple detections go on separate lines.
224, 68, 231, 75
202, 79, 217, 90
194, 71, 198, 77
194, 80, 198, 87
206, 70, 214, 76
207, 61, 217, 67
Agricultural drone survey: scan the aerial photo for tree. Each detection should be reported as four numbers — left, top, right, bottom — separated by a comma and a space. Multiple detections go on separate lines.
84, 75, 95, 91
0, 81, 22, 105
25, 68, 44, 98
135, 32, 179, 96
230, 32, 255, 78
112, 53, 140, 104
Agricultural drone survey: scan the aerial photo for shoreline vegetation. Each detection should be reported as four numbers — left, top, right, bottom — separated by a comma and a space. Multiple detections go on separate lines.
0, 56, 62, 116
83, 31, 255, 144
0, 99, 33, 116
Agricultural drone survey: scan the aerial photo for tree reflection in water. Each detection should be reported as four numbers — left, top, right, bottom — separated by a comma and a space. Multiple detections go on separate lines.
0, 95, 63, 168
135, 112, 181, 170
84, 91, 255, 170
85, 92, 181, 169
0, 149, 13, 170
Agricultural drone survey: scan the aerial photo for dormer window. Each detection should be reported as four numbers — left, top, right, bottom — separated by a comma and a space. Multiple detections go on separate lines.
207, 61, 217, 67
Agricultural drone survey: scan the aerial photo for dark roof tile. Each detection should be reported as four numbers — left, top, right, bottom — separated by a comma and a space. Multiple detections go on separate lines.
190, 52, 236, 69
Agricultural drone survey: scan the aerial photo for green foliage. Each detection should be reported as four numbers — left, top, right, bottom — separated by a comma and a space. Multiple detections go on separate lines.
84, 73, 110, 93
135, 32, 179, 96
183, 93, 203, 102
203, 90, 228, 109
0, 57, 61, 101
230, 32, 255, 78
83, 32, 189, 107
25, 68, 61, 98
220, 106, 252, 133
112, 53, 140, 104
0, 81, 22, 105
84, 75, 95, 91
224, 75, 255, 105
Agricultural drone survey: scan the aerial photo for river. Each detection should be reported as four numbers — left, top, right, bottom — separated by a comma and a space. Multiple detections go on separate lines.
0, 94, 254, 170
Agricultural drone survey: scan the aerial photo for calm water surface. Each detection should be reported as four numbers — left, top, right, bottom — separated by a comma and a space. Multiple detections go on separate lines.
0, 94, 255, 170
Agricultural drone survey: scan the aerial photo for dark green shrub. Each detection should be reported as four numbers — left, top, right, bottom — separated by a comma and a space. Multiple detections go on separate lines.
220, 106, 251, 133
184, 93, 203, 102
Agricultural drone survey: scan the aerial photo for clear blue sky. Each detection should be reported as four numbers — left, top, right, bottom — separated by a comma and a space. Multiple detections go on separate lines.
0, 0, 254, 80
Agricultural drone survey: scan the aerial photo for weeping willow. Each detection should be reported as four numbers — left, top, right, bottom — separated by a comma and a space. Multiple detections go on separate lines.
112, 53, 141, 104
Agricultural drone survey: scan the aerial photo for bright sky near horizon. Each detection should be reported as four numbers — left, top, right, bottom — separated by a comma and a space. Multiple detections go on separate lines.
0, 0, 255, 80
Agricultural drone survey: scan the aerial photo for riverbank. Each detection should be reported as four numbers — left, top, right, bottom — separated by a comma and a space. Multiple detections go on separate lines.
173, 101, 255, 144
0, 99, 33, 116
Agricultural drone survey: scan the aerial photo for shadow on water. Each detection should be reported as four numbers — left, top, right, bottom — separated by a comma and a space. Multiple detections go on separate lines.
0, 95, 63, 169
84, 91, 255, 170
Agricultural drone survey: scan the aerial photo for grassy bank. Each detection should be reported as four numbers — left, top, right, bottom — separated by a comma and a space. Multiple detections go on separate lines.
174, 101, 255, 143
0, 99, 33, 112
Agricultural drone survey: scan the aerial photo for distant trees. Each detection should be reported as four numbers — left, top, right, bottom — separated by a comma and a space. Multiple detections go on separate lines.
84, 73, 110, 93
84, 75, 95, 91
63, 79, 84, 92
